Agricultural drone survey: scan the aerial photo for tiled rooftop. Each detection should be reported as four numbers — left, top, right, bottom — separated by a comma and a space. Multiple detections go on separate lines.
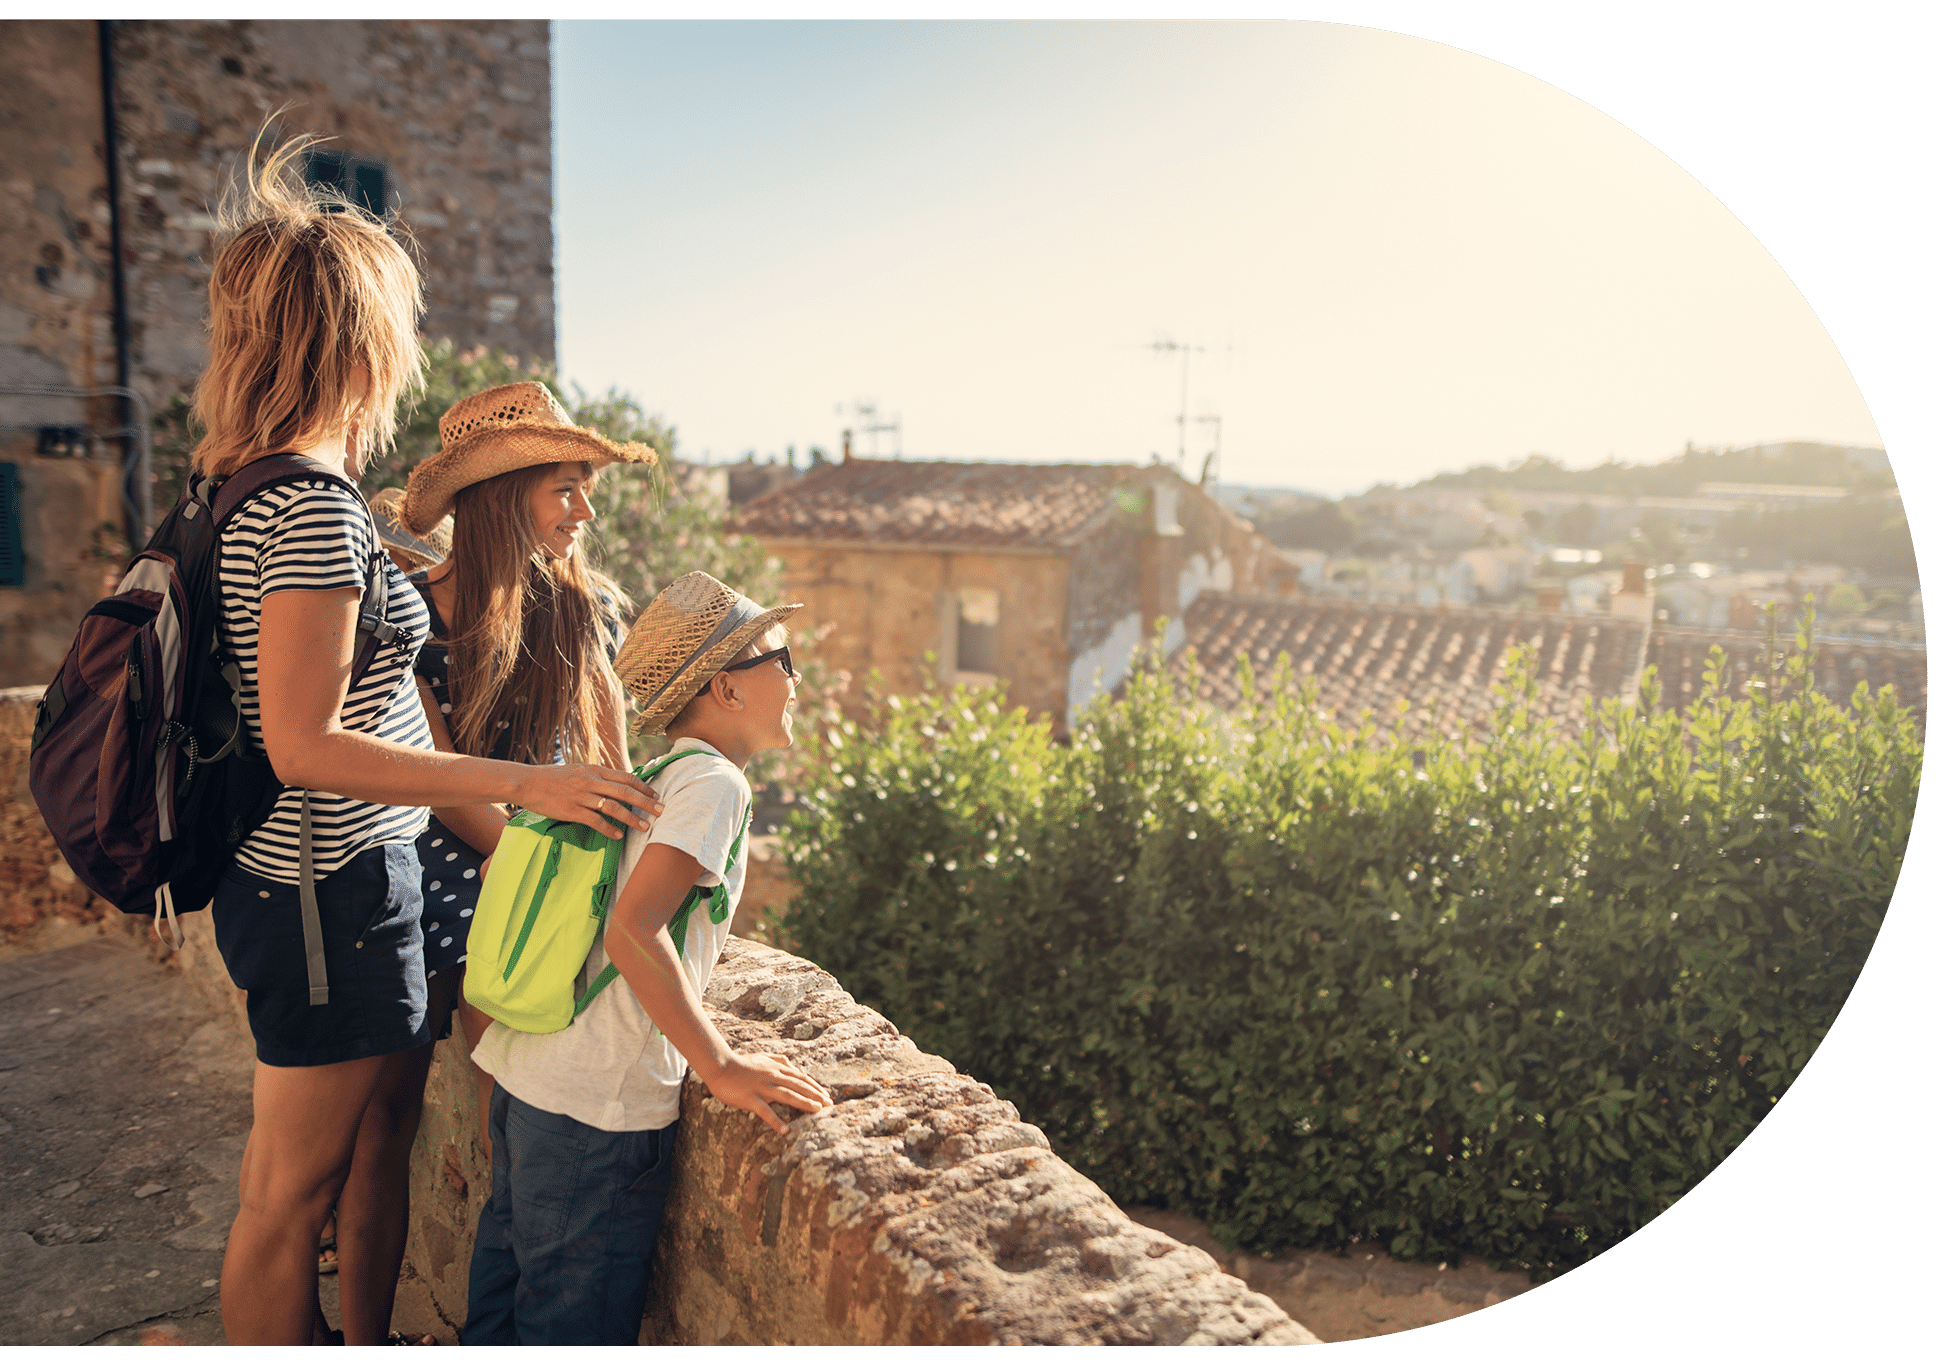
1171, 593, 1647, 738
1170, 593, 1926, 739
730, 458, 1139, 549
1647, 627, 1927, 724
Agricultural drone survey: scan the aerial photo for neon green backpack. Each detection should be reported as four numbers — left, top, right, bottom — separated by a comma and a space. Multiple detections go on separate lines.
462, 750, 751, 1034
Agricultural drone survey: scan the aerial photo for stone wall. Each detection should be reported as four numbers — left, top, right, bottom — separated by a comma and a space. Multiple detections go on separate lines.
1, 19, 557, 688
107, 20, 556, 391
404, 938, 1315, 1345
0, 686, 123, 953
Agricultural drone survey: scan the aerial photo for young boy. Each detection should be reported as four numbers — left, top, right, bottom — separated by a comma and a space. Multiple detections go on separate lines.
461, 571, 834, 1346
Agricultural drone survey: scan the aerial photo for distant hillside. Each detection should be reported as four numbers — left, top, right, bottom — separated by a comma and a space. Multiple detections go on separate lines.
1407, 441, 1893, 498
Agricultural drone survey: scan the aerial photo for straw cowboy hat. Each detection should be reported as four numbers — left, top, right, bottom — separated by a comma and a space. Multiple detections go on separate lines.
615, 571, 804, 735
368, 487, 451, 571
400, 380, 657, 535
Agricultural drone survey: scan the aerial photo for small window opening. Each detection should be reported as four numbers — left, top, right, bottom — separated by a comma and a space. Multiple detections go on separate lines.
304, 149, 391, 217
955, 588, 999, 678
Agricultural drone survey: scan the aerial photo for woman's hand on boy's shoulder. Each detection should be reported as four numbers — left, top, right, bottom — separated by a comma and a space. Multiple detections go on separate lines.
507, 762, 664, 840
705, 1053, 834, 1135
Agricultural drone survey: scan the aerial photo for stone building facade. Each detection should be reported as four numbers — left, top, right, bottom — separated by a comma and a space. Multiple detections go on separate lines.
732, 458, 1299, 730
1, 19, 556, 687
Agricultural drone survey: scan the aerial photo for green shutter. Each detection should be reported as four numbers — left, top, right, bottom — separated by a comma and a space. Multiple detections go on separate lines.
0, 463, 22, 587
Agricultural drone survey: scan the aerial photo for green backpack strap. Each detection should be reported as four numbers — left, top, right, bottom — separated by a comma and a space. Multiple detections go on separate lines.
667, 798, 753, 952
568, 749, 713, 1020
574, 777, 754, 1020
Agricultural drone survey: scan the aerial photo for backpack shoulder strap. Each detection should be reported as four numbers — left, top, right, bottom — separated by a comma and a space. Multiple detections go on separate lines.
724, 790, 753, 872
207, 453, 400, 695
208, 452, 346, 526
204, 453, 399, 1009
570, 752, 742, 1021
635, 748, 710, 786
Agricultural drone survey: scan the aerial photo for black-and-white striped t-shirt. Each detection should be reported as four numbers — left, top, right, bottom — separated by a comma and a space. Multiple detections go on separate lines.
218, 477, 434, 881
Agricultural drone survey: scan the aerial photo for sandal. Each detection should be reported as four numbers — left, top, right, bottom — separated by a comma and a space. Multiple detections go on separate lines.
318, 1214, 339, 1276
389, 1331, 439, 1346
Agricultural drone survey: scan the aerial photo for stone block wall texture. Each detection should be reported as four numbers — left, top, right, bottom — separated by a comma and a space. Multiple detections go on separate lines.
405, 937, 1315, 1345
0, 686, 119, 946
764, 542, 1077, 727
644, 940, 1313, 1344
2, 19, 556, 687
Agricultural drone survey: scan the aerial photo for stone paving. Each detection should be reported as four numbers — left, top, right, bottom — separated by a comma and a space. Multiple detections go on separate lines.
0, 934, 248, 1346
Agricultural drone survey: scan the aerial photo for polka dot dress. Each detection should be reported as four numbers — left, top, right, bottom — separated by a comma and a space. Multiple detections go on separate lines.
409, 579, 499, 984
409, 574, 618, 984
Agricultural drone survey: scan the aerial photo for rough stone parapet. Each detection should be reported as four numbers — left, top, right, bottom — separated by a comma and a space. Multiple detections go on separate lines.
640, 939, 1316, 1345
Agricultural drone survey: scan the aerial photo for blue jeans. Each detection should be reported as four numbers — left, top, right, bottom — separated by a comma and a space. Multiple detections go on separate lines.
461, 1084, 679, 1346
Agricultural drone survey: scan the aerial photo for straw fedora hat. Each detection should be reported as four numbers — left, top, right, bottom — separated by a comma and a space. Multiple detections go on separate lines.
400, 380, 657, 535
368, 487, 451, 571
615, 571, 804, 735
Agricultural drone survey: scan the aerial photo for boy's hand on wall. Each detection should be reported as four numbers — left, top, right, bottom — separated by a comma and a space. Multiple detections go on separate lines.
708, 1053, 834, 1135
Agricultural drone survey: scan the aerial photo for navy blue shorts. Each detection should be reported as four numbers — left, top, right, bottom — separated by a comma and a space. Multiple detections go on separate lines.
211, 843, 434, 1068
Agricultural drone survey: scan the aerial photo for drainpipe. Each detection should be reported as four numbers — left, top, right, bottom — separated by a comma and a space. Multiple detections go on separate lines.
97, 19, 145, 543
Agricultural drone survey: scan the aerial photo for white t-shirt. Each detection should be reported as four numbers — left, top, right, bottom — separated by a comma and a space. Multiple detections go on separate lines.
472, 738, 752, 1132
218, 478, 432, 880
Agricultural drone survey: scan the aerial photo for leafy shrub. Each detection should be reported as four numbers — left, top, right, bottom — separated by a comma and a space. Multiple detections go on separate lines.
781, 631, 1920, 1274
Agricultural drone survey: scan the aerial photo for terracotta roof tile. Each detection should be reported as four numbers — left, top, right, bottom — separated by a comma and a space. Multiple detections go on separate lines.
730, 458, 1139, 549
1646, 627, 1926, 726
1170, 594, 1927, 740
1170, 593, 1650, 740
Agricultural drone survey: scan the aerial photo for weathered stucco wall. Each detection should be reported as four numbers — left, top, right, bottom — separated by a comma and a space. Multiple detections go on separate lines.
764, 541, 1074, 726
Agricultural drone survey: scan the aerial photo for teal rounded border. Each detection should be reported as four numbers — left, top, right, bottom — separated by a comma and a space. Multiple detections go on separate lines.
3, 2, 1924, 1366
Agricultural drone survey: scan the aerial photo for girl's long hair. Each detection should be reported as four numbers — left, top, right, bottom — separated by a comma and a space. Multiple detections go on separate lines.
441, 462, 631, 765
192, 124, 425, 478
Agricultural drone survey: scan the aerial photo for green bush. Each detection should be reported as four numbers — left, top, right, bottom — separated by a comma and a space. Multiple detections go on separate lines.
781, 630, 1920, 1274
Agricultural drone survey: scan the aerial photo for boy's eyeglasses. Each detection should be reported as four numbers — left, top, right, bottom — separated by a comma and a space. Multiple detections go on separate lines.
722, 645, 794, 679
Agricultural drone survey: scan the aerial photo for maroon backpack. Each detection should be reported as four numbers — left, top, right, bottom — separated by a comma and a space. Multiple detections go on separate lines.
28, 454, 401, 971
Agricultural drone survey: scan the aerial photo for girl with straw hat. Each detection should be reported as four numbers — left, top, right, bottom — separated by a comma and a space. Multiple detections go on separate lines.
191, 131, 663, 1346
396, 380, 656, 1156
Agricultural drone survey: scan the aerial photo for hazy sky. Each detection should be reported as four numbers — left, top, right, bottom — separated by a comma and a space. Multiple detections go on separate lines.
552, 20, 1882, 495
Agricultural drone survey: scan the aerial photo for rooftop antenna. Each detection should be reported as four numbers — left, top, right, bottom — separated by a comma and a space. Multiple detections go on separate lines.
835, 397, 901, 458
1195, 412, 1222, 490
1147, 336, 1232, 471
1148, 338, 1202, 470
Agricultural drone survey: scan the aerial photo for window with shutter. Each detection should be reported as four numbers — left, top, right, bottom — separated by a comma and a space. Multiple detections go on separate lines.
304, 149, 392, 216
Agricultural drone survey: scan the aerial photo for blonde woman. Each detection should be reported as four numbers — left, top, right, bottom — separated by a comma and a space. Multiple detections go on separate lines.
394, 382, 648, 1157
193, 134, 661, 1346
